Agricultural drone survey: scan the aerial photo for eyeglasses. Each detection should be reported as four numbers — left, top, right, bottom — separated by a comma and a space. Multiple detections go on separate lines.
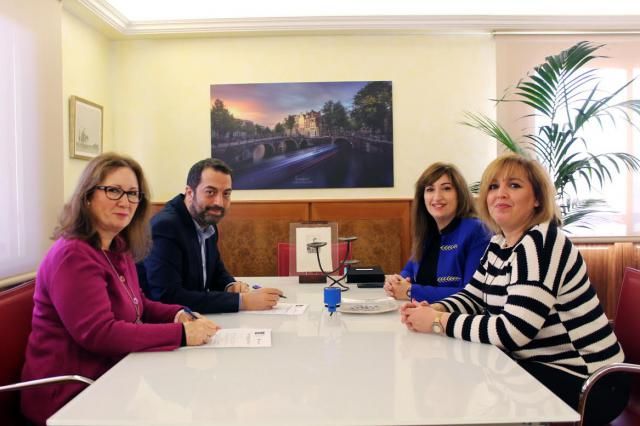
93, 185, 144, 203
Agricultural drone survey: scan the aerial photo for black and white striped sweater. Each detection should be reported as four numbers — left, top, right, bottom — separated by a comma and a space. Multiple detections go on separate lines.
439, 221, 624, 379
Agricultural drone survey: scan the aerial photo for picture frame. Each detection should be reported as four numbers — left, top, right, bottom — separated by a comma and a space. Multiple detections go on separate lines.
289, 222, 338, 283
69, 95, 103, 160
211, 81, 393, 189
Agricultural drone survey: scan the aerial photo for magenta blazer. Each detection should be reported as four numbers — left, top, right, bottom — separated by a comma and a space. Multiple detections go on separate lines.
21, 238, 184, 426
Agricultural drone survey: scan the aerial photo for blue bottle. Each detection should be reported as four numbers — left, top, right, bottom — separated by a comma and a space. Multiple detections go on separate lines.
323, 286, 341, 315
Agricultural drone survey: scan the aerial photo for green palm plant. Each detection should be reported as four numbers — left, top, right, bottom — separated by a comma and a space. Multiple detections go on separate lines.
464, 41, 640, 228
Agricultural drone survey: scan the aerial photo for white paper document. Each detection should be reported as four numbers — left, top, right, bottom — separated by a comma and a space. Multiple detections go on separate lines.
244, 302, 308, 316
186, 328, 272, 348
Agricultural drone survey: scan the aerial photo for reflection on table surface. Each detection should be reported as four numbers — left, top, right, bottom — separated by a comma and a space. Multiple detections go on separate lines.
49, 277, 579, 426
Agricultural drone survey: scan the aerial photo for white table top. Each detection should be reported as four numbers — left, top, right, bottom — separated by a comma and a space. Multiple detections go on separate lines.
48, 277, 579, 425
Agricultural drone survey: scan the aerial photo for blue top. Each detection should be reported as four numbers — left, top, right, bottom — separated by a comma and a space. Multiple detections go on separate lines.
401, 217, 491, 303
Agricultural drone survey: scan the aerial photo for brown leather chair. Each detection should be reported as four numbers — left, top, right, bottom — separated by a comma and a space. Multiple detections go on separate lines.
576, 267, 640, 425
0, 280, 92, 426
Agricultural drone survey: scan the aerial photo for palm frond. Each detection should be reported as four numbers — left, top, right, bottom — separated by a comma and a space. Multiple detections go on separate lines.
587, 98, 640, 131
561, 198, 610, 229
574, 79, 637, 132
460, 112, 524, 154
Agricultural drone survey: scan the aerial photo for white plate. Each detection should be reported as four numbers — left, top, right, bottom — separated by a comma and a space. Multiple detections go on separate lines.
337, 298, 398, 314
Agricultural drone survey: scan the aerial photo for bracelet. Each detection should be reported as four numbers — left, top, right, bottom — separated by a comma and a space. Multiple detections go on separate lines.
406, 286, 411, 299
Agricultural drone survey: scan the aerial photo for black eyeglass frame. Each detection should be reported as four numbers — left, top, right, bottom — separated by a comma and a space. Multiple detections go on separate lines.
92, 185, 145, 204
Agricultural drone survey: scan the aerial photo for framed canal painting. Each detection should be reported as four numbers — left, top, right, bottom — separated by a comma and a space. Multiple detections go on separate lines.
210, 81, 393, 189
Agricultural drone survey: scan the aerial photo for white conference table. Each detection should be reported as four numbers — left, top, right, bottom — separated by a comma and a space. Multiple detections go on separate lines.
48, 277, 579, 426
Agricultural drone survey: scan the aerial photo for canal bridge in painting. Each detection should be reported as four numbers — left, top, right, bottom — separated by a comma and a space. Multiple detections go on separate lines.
214, 134, 392, 165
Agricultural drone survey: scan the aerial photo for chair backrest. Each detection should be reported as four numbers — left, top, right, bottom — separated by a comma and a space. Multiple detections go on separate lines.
615, 267, 640, 364
277, 242, 351, 276
0, 280, 35, 426
276, 243, 292, 276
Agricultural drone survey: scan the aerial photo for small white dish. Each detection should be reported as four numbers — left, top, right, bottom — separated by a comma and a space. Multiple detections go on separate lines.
338, 297, 398, 314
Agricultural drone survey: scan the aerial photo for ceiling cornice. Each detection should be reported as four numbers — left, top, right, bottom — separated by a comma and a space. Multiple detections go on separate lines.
75, 0, 129, 30
65, 0, 640, 37
125, 15, 640, 36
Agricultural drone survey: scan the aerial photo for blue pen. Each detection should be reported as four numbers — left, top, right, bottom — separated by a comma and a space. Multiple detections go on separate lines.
252, 284, 287, 298
183, 307, 199, 320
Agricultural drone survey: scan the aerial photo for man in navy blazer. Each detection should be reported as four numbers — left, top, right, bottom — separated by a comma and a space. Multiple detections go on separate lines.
139, 158, 282, 313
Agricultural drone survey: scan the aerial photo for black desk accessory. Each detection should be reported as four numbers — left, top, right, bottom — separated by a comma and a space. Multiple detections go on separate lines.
306, 236, 359, 291
346, 266, 385, 288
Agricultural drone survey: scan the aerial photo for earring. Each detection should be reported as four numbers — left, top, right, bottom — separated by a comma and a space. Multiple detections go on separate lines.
86, 201, 91, 206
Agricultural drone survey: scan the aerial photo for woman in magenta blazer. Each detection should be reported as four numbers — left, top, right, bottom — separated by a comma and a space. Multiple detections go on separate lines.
21, 153, 220, 426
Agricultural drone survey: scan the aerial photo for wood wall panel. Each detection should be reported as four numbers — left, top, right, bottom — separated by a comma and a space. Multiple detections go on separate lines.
217, 202, 310, 277
151, 200, 640, 320
574, 242, 640, 319
575, 244, 612, 316
149, 203, 165, 217
310, 200, 411, 275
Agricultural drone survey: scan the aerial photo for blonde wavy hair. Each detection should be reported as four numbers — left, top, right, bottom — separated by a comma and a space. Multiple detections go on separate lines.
477, 153, 561, 235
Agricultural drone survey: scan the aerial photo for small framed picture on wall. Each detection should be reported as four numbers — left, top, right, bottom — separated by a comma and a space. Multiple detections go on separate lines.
69, 95, 103, 160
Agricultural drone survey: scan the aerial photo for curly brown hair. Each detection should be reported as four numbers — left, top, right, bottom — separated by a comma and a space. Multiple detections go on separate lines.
53, 152, 151, 261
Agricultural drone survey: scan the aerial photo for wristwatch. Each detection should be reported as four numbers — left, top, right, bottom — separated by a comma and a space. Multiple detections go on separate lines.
405, 286, 411, 300
432, 312, 444, 335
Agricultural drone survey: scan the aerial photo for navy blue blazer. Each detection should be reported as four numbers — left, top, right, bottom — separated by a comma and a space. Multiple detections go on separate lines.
138, 194, 239, 313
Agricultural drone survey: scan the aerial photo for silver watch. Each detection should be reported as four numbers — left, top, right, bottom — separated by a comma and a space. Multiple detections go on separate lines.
432, 312, 444, 334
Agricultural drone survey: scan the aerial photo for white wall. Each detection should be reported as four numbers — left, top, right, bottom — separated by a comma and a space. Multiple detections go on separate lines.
111, 34, 497, 201
62, 10, 113, 199
60, 15, 498, 201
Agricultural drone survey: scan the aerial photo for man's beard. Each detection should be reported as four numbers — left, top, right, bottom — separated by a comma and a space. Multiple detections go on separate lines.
190, 203, 225, 226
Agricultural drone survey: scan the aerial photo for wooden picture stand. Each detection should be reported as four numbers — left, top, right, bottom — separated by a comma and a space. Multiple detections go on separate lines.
298, 274, 326, 284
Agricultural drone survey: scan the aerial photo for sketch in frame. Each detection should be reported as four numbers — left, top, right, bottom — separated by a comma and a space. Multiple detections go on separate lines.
289, 222, 339, 284
69, 95, 103, 160
210, 81, 393, 189
293, 224, 335, 273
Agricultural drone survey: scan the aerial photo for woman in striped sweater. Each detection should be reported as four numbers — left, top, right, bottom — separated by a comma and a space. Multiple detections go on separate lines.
400, 154, 629, 425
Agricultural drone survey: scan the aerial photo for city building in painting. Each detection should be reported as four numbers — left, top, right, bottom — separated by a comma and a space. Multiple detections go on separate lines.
210, 81, 393, 189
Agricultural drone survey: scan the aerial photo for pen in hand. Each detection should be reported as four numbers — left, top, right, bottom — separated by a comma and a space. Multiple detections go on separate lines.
252, 284, 287, 299
182, 307, 199, 320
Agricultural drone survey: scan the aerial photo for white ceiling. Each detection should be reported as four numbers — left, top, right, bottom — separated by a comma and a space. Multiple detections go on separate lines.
89, 0, 640, 20
65, 0, 640, 37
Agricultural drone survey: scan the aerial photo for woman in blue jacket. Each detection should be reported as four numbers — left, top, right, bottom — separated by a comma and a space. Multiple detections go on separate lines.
384, 162, 490, 302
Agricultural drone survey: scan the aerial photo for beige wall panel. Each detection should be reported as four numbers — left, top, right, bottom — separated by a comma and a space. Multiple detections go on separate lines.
62, 10, 113, 199
107, 34, 496, 201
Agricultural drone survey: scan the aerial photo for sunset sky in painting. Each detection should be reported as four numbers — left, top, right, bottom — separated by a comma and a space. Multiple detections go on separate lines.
210, 81, 369, 128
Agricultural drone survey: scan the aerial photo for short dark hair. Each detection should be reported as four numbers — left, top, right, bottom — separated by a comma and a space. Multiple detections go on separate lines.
186, 158, 232, 190
53, 152, 151, 261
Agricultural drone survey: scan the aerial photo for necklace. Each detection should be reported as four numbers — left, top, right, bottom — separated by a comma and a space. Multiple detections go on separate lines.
102, 250, 141, 324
